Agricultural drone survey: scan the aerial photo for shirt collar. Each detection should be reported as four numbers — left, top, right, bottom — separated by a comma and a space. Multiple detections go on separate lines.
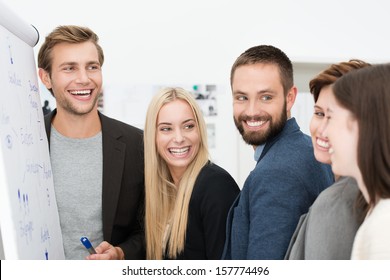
254, 144, 265, 161
252, 118, 294, 162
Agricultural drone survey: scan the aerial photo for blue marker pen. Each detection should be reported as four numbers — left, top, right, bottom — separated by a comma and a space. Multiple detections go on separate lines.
80, 236, 97, 255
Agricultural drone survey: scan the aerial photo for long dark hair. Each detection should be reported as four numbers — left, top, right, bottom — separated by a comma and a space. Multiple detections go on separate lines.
333, 63, 390, 210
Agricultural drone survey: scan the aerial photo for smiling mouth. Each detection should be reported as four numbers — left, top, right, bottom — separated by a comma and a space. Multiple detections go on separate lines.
316, 138, 329, 149
169, 147, 190, 156
246, 120, 267, 127
243, 118, 269, 131
69, 89, 92, 96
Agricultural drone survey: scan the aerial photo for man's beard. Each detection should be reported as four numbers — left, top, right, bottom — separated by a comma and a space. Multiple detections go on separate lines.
234, 102, 287, 146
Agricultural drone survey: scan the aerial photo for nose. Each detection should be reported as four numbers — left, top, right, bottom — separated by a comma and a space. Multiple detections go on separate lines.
246, 99, 260, 117
173, 129, 184, 143
75, 69, 90, 84
319, 118, 329, 138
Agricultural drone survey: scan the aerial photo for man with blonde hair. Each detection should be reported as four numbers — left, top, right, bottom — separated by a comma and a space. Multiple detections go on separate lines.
38, 25, 145, 260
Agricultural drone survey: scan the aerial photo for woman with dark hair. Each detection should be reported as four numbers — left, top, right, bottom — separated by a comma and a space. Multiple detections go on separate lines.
286, 60, 370, 259
324, 63, 390, 259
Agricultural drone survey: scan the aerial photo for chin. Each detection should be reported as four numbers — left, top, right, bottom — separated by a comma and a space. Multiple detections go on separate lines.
331, 164, 342, 176
314, 151, 330, 165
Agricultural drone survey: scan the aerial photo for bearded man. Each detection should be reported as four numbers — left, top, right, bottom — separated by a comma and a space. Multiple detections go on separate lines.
222, 45, 333, 260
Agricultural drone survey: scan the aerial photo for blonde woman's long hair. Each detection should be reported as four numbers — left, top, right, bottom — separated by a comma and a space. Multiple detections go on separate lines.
144, 87, 209, 259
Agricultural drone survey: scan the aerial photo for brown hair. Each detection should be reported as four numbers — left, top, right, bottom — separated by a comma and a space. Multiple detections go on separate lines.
309, 59, 370, 102
38, 25, 104, 75
333, 63, 390, 210
230, 45, 294, 95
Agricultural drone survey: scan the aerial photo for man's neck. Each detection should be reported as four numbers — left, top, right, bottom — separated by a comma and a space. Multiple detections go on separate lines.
52, 109, 101, 138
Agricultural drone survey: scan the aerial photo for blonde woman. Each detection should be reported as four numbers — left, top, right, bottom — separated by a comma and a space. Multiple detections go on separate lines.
144, 87, 239, 259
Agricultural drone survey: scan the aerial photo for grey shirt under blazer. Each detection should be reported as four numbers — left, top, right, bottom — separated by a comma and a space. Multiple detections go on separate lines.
45, 109, 145, 259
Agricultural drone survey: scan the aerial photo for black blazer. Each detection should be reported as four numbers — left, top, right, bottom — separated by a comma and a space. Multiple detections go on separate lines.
44, 109, 145, 259
166, 162, 240, 259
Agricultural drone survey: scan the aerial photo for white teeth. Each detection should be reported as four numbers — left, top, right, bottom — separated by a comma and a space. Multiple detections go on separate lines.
169, 147, 189, 155
70, 90, 91, 95
247, 120, 265, 127
316, 138, 329, 148
329, 147, 334, 154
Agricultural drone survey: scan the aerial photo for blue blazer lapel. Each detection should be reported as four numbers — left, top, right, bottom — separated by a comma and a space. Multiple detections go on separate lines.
259, 118, 299, 162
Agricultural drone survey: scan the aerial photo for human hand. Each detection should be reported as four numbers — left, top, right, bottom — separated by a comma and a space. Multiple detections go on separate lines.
86, 241, 124, 260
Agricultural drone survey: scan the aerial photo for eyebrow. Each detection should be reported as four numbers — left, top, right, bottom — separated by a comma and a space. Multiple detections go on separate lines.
87, 60, 101, 65
233, 89, 276, 95
58, 62, 77, 68
157, 122, 170, 127
182, 118, 195, 124
157, 119, 195, 126
326, 108, 334, 114
58, 60, 100, 67
258, 89, 276, 95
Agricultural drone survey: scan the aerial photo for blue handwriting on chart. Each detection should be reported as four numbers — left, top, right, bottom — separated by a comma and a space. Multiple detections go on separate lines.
8, 37, 14, 64
5, 135, 12, 149
43, 162, 52, 179
41, 225, 51, 259
18, 188, 30, 214
23, 159, 43, 183
19, 220, 33, 245
20, 127, 33, 146
28, 80, 39, 93
1, 108, 10, 124
25, 160, 40, 175
41, 226, 50, 243
29, 94, 39, 110
9, 45, 14, 64
17, 189, 34, 244
8, 71, 22, 86
46, 187, 51, 206
38, 121, 44, 141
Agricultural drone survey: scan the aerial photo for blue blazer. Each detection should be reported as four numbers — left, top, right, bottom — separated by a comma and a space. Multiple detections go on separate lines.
222, 118, 333, 259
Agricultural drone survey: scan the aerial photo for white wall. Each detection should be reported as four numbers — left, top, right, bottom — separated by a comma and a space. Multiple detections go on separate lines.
4, 0, 390, 186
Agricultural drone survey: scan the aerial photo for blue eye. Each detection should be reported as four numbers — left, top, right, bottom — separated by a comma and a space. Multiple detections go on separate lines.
261, 95, 272, 101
